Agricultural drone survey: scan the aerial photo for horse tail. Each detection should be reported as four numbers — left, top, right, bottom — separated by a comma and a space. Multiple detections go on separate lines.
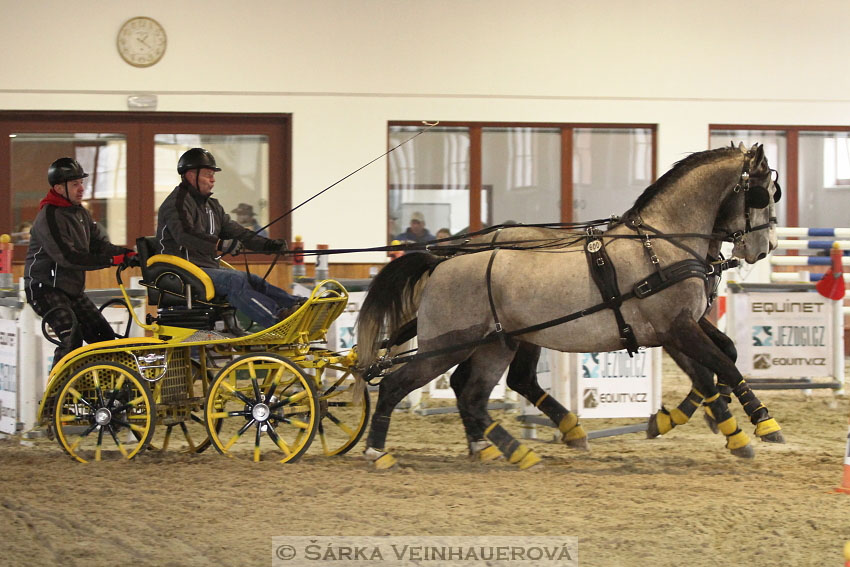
356, 253, 443, 370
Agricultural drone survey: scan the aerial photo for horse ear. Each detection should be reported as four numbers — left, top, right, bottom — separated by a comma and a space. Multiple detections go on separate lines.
737, 142, 746, 152
755, 144, 765, 165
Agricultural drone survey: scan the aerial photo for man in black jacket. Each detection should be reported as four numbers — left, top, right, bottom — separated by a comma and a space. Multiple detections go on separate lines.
155, 148, 304, 329
24, 158, 137, 367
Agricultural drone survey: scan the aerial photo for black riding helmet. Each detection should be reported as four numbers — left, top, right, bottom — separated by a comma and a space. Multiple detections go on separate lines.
48, 157, 89, 203
48, 157, 89, 187
177, 148, 222, 175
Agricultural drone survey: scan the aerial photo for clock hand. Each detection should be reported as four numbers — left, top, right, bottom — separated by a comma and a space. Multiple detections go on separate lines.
138, 32, 150, 48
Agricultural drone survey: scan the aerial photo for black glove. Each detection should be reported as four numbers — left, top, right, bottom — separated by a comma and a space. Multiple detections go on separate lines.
125, 254, 141, 268
263, 238, 287, 253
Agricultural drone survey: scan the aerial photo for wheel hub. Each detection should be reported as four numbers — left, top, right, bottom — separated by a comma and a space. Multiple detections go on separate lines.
252, 403, 271, 422
95, 408, 112, 426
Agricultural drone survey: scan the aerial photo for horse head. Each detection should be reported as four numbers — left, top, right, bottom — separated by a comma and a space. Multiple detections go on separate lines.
719, 143, 781, 264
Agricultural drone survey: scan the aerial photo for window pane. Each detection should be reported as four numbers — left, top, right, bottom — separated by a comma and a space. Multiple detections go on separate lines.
481, 127, 561, 225
388, 126, 469, 241
709, 130, 787, 225
153, 134, 270, 234
10, 133, 127, 244
798, 131, 850, 228
572, 128, 653, 221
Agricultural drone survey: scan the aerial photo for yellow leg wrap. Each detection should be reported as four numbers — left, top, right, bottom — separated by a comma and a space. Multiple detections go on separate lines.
508, 444, 542, 469
654, 410, 674, 435
373, 453, 397, 470
534, 393, 549, 407
704, 406, 715, 419
563, 424, 587, 442
725, 430, 750, 450
508, 444, 531, 464
754, 418, 781, 437
478, 445, 503, 462
483, 421, 500, 436
717, 416, 738, 437
670, 408, 690, 426
517, 450, 542, 470
558, 412, 579, 434
704, 392, 720, 404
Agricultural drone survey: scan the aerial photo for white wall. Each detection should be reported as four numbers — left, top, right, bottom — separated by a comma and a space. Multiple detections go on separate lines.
2, 0, 850, 261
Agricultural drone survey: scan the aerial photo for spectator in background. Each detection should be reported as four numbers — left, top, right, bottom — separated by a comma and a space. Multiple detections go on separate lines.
435, 227, 451, 240
14, 221, 32, 245
395, 211, 434, 253
231, 203, 268, 237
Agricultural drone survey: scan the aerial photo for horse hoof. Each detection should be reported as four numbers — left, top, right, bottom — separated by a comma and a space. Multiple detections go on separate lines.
364, 447, 398, 470
760, 430, 786, 444
729, 444, 755, 459
474, 445, 503, 462
703, 412, 719, 435
564, 436, 589, 451
646, 414, 661, 439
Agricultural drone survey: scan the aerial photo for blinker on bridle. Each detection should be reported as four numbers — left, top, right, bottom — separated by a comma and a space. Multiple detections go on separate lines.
727, 151, 781, 241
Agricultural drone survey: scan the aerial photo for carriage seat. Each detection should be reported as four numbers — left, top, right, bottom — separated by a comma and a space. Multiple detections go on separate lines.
136, 237, 237, 331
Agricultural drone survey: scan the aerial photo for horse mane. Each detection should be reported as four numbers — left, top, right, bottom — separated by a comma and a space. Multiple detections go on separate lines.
625, 146, 742, 216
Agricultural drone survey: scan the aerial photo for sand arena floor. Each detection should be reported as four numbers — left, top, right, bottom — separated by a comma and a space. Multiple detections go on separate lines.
1, 357, 849, 567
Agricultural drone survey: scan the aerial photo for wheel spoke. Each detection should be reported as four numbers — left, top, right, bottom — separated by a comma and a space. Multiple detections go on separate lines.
107, 426, 130, 458
271, 414, 311, 430
95, 427, 104, 462
217, 380, 255, 405
268, 389, 309, 411
253, 424, 262, 462
265, 423, 292, 456
324, 411, 355, 436
264, 365, 286, 399
223, 419, 256, 451
67, 388, 96, 411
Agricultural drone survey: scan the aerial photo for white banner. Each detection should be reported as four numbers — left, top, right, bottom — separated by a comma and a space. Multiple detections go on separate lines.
729, 291, 833, 377
0, 319, 18, 434
571, 348, 661, 419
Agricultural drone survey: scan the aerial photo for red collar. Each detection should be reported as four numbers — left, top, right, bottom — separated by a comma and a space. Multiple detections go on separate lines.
39, 190, 74, 210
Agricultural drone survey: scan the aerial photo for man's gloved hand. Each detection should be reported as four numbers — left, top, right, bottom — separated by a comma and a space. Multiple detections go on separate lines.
263, 238, 288, 253
111, 251, 139, 267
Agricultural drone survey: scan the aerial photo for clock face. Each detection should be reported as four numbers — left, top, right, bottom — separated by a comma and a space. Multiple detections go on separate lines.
117, 17, 167, 67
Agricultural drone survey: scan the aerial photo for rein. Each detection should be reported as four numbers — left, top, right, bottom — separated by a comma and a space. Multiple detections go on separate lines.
363, 150, 778, 381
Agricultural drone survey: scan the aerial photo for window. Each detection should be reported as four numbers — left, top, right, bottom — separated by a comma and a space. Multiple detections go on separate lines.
388, 122, 656, 239
821, 135, 850, 187
10, 132, 127, 243
0, 111, 291, 252
710, 125, 850, 227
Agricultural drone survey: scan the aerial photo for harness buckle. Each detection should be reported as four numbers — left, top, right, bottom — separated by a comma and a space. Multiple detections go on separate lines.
729, 230, 744, 242
650, 255, 660, 265
494, 322, 503, 333
595, 257, 605, 266
635, 280, 652, 298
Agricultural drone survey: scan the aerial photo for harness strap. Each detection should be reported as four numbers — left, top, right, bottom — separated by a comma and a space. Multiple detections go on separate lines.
485, 248, 503, 334
584, 230, 639, 356
364, 258, 713, 381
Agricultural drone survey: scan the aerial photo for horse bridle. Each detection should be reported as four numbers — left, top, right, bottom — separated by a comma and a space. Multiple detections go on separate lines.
725, 150, 781, 242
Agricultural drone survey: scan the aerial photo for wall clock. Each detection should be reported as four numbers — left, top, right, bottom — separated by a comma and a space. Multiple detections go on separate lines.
117, 17, 167, 67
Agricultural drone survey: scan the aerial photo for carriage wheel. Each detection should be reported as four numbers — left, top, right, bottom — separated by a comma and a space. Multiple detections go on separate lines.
205, 353, 319, 463
317, 368, 370, 456
143, 360, 217, 454
53, 362, 155, 463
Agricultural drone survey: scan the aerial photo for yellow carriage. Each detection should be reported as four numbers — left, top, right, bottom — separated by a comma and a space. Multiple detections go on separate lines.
35, 238, 369, 463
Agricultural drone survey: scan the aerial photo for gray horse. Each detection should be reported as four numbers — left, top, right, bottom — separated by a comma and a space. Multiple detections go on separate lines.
357, 144, 779, 469
386, 221, 783, 462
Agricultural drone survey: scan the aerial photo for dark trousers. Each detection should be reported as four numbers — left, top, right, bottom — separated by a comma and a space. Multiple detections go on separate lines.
26, 286, 116, 369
